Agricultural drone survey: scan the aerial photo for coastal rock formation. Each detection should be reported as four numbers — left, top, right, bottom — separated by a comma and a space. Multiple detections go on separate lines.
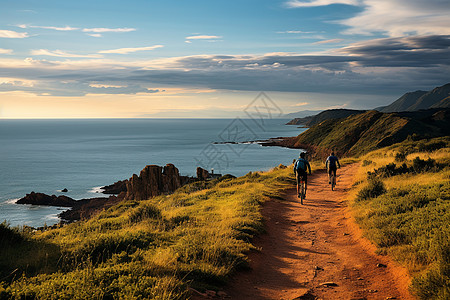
196, 167, 210, 180
59, 196, 120, 221
101, 180, 128, 194
17, 192, 76, 207
16, 163, 199, 223
124, 164, 182, 200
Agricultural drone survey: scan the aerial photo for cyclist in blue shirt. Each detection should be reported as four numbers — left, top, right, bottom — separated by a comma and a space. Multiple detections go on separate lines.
294, 152, 312, 199
325, 152, 341, 184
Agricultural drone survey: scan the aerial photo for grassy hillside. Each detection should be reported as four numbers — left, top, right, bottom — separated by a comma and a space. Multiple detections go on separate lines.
350, 137, 450, 299
0, 166, 293, 299
288, 109, 450, 158
286, 108, 365, 126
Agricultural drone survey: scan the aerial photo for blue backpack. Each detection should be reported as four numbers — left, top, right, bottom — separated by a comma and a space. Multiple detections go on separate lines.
295, 158, 307, 172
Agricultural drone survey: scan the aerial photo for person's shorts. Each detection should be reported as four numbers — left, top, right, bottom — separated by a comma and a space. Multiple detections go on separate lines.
328, 166, 337, 176
296, 170, 307, 184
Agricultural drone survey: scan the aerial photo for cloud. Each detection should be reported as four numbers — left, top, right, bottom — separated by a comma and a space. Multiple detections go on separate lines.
20, 25, 79, 31
285, 0, 359, 8
341, 0, 450, 36
339, 35, 450, 67
1, 35, 448, 97
286, 0, 450, 36
30, 49, 103, 58
0, 49, 13, 55
99, 45, 164, 54
313, 39, 344, 44
277, 30, 315, 34
87, 33, 102, 38
0, 30, 29, 38
186, 35, 222, 40
82, 27, 136, 33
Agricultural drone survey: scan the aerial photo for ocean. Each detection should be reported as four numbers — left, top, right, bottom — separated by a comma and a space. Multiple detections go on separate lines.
0, 119, 305, 227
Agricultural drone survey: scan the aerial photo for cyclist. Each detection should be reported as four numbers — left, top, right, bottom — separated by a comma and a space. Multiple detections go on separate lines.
325, 151, 341, 185
294, 152, 312, 199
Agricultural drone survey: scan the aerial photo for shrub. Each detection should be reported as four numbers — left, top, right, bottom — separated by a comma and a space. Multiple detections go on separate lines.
356, 177, 386, 201
0, 222, 25, 245
395, 150, 407, 162
412, 157, 437, 173
128, 203, 161, 223
362, 159, 373, 166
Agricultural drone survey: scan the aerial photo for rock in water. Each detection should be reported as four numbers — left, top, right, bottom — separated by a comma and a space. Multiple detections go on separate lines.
17, 192, 76, 207
124, 164, 182, 200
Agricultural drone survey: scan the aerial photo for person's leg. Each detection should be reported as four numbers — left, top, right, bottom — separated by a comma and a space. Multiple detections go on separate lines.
304, 174, 308, 198
328, 168, 332, 184
296, 173, 300, 197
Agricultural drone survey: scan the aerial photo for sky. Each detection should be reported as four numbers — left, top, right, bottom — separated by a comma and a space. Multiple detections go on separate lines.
0, 0, 449, 118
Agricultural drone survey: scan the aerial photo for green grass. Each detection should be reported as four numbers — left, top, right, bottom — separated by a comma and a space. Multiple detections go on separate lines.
0, 165, 294, 299
351, 137, 450, 299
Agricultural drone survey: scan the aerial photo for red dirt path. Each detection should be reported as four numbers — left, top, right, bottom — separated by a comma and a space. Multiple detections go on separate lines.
221, 163, 414, 300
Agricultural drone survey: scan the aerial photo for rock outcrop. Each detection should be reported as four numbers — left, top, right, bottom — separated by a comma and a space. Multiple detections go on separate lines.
17, 192, 76, 207
59, 196, 120, 221
101, 180, 128, 194
124, 164, 183, 200
196, 167, 210, 180
16, 163, 200, 223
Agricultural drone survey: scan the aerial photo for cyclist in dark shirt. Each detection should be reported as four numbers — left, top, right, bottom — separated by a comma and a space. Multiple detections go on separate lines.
325, 152, 340, 184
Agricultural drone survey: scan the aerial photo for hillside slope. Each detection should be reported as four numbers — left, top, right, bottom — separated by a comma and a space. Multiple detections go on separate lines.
379, 90, 427, 112
284, 108, 450, 157
286, 109, 366, 126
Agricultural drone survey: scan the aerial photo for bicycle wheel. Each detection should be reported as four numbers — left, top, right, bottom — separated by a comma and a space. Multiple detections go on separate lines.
300, 181, 305, 204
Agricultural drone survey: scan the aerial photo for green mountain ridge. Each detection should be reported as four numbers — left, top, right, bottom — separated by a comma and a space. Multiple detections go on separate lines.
283, 108, 450, 157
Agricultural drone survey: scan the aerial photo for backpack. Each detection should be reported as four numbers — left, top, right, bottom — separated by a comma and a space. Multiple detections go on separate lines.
295, 158, 307, 172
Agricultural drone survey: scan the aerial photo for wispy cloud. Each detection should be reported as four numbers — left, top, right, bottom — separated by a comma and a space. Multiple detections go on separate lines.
277, 30, 315, 34
0, 49, 13, 54
19, 25, 79, 31
286, 0, 359, 8
30, 49, 102, 58
87, 33, 102, 38
313, 39, 344, 44
98, 45, 164, 54
185, 35, 222, 40
82, 27, 136, 33
0, 30, 29, 38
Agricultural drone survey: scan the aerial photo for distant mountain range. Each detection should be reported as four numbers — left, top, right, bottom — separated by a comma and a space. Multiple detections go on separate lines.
286, 82, 450, 126
377, 83, 450, 112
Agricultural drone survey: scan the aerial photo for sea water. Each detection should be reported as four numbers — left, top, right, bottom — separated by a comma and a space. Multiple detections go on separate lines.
0, 119, 305, 227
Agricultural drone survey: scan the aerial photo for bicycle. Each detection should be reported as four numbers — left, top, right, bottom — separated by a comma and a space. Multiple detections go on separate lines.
330, 173, 336, 191
298, 179, 306, 204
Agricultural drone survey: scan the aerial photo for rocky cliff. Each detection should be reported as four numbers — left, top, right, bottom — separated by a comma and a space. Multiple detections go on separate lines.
124, 164, 184, 200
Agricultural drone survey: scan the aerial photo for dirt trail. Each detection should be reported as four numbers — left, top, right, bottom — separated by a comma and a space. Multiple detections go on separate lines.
223, 164, 414, 300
